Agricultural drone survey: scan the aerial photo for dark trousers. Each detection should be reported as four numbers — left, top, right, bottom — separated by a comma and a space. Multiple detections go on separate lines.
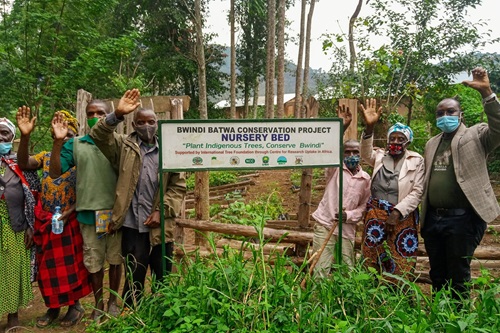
421, 209, 486, 300
121, 227, 174, 307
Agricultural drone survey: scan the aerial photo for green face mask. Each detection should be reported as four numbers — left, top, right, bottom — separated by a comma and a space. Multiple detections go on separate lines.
87, 117, 99, 129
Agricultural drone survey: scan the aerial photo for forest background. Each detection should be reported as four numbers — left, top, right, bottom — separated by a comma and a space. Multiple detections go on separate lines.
0, 0, 499, 162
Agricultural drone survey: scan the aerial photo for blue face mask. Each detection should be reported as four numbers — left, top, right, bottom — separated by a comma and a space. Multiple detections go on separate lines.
0, 142, 12, 155
437, 115, 460, 133
344, 155, 360, 170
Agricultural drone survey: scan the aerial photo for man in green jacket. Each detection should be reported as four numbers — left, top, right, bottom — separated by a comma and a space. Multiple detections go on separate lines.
90, 89, 186, 308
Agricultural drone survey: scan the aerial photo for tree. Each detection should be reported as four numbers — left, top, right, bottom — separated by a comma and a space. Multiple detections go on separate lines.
293, 0, 306, 118
235, 0, 266, 118
276, 0, 286, 118
265, 0, 276, 119
300, 0, 316, 118
230, 0, 237, 119
322, 0, 498, 124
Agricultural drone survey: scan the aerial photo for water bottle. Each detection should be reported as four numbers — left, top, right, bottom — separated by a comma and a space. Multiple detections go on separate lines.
52, 206, 63, 235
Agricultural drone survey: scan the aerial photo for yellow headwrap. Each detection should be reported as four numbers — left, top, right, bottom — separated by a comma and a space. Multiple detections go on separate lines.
51, 110, 79, 136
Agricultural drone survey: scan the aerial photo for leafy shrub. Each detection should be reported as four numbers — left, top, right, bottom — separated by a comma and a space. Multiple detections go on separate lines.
186, 171, 239, 191
91, 240, 500, 333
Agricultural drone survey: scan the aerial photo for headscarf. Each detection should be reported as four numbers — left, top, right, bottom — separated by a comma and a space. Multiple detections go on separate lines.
50, 110, 79, 136
0, 117, 16, 141
387, 122, 413, 143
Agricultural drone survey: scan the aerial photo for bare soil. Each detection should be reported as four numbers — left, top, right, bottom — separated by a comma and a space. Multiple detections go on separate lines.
3, 169, 500, 332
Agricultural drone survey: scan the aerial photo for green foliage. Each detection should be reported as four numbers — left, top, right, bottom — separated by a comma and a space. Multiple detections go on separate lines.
212, 190, 284, 225
91, 243, 500, 332
185, 171, 239, 191
319, 0, 498, 125
290, 168, 323, 188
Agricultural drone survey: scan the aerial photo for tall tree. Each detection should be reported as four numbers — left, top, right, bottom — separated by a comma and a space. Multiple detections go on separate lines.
265, 0, 276, 119
235, 0, 266, 119
294, 0, 306, 118
300, 0, 316, 118
276, 0, 286, 118
230, 0, 237, 119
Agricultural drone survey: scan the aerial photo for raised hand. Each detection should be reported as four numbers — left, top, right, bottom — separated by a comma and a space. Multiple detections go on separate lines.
337, 104, 352, 131
51, 111, 68, 141
360, 98, 382, 128
116, 89, 141, 117
462, 67, 494, 98
16, 106, 36, 136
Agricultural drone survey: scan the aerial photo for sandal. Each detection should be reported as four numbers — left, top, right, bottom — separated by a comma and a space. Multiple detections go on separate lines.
60, 306, 85, 327
36, 308, 60, 328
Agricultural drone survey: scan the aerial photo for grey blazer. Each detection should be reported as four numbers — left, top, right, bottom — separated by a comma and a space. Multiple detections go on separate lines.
421, 98, 500, 228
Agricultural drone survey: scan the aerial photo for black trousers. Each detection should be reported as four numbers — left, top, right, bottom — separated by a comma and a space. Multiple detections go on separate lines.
121, 226, 174, 307
421, 209, 486, 300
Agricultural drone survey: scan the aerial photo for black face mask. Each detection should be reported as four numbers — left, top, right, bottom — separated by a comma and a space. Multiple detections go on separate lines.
135, 124, 157, 143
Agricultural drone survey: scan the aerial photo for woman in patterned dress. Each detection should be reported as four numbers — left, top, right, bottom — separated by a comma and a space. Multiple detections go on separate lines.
16, 108, 91, 328
0, 117, 37, 332
359, 99, 425, 276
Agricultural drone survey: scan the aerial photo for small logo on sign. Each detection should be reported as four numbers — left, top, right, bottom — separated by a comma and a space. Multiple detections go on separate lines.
262, 156, 270, 166
230, 156, 240, 165
192, 156, 203, 165
277, 156, 287, 165
295, 156, 303, 165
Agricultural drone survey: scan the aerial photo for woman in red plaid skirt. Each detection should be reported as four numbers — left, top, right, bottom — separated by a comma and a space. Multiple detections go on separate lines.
16, 108, 91, 328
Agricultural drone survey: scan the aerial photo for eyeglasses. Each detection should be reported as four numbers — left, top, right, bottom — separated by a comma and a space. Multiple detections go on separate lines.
436, 108, 460, 117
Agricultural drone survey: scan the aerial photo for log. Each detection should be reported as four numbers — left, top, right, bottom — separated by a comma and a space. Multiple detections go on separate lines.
237, 172, 260, 178
486, 225, 500, 234
176, 218, 313, 244
175, 244, 303, 265
265, 220, 314, 230
216, 238, 295, 256
186, 179, 256, 196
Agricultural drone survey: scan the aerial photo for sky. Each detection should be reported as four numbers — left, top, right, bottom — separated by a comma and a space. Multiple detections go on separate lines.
205, 0, 500, 71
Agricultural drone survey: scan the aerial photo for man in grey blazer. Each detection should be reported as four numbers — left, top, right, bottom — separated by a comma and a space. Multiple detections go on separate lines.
421, 67, 500, 301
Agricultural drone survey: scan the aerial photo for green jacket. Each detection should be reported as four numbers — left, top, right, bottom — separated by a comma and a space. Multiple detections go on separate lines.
90, 118, 186, 244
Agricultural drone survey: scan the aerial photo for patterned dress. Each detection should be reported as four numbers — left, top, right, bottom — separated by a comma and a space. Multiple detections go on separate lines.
32, 152, 91, 308
0, 163, 34, 315
362, 197, 419, 276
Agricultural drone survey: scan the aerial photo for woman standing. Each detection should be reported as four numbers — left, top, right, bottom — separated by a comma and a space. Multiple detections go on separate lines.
0, 117, 37, 331
359, 99, 424, 276
16, 107, 91, 328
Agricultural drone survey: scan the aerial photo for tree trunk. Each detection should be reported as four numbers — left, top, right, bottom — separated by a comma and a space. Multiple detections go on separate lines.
300, 0, 315, 119
194, 0, 209, 245
276, 0, 286, 118
252, 76, 259, 118
294, 0, 306, 118
265, 0, 276, 119
230, 0, 237, 119
349, 0, 363, 72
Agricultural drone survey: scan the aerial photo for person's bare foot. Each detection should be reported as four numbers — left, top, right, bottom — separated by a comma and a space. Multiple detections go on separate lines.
6, 313, 20, 332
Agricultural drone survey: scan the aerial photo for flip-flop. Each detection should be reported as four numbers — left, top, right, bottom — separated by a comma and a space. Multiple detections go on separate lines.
36, 308, 60, 328
59, 307, 85, 327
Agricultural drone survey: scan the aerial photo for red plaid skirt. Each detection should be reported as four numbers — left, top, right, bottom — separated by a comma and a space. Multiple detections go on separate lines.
33, 201, 92, 308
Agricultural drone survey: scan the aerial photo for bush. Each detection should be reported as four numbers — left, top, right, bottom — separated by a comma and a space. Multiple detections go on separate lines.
91, 241, 500, 332
185, 171, 239, 191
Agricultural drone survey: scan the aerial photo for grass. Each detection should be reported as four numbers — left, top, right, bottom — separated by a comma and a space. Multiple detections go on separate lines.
88, 231, 500, 332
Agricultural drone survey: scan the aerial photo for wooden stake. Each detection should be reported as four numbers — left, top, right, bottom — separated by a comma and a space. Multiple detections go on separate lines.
300, 220, 338, 289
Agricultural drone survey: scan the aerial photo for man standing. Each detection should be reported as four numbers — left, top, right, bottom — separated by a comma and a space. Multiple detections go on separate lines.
311, 106, 371, 277
49, 101, 122, 321
421, 67, 500, 300
90, 89, 186, 308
